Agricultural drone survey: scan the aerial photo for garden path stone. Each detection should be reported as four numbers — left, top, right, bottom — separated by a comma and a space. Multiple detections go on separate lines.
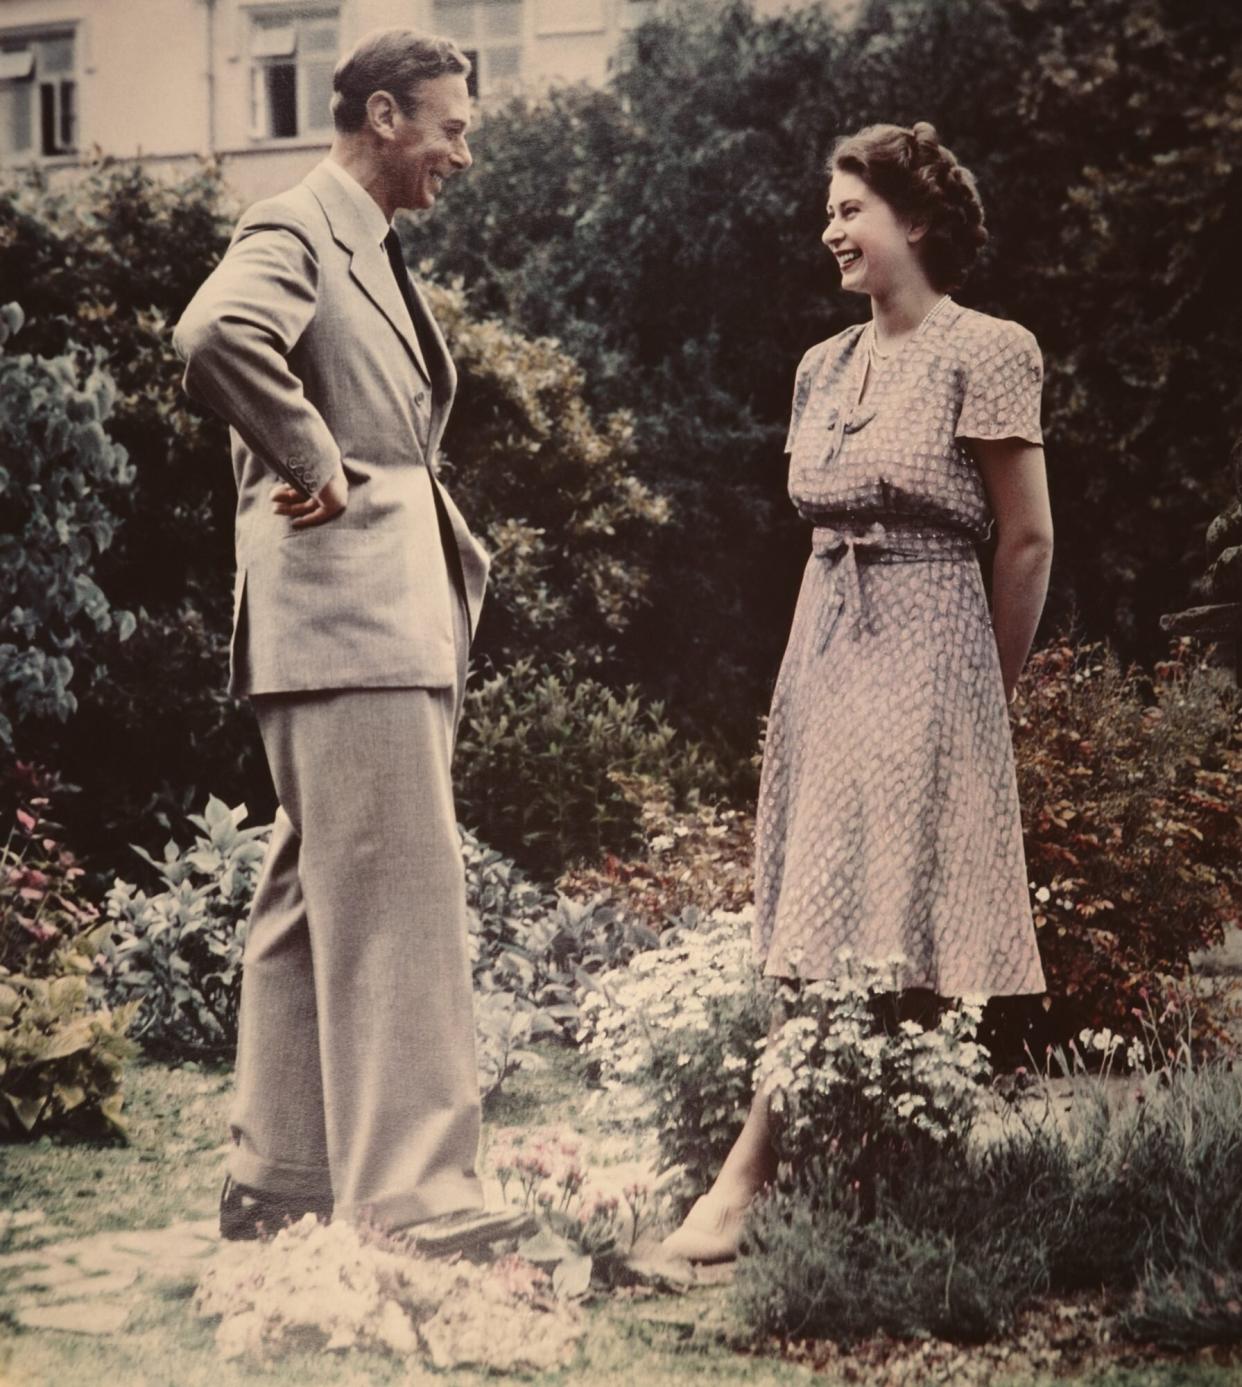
2, 1216, 221, 1338
15, 1299, 133, 1335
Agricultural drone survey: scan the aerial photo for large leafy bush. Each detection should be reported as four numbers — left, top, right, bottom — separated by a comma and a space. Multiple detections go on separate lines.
422, 279, 672, 673
455, 658, 726, 873
0, 301, 134, 748
1010, 640, 1242, 1051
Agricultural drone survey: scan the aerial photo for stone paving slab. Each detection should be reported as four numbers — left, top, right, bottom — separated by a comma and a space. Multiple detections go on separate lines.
15, 1299, 134, 1335
0, 1217, 219, 1337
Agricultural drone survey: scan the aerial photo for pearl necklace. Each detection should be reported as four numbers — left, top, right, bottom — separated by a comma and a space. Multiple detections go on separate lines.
868, 293, 951, 366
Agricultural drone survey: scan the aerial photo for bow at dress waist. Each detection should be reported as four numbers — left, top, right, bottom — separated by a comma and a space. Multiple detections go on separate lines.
809, 519, 977, 650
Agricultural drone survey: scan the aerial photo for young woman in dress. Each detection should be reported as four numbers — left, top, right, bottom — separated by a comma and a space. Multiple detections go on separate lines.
663, 121, 1053, 1263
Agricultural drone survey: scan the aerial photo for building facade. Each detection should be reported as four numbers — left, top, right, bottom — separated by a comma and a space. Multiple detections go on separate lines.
0, 0, 759, 203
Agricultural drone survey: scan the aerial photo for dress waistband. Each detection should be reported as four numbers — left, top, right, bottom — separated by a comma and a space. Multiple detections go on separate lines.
810, 520, 976, 650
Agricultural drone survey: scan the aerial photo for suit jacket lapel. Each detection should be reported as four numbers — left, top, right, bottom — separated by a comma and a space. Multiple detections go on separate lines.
303, 164, 432, 387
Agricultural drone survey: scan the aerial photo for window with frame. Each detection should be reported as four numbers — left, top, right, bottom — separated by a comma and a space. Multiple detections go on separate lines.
620, 0, 658, 30
249, 9, 338, 140
0, 31, 76, 160
431, 0, 523, 99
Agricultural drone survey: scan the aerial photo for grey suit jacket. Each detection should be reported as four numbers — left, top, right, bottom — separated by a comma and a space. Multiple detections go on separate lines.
174, 161, 489, 697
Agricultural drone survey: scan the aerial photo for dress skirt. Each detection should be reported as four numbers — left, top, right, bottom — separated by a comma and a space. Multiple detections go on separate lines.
752, 523, 1047, 998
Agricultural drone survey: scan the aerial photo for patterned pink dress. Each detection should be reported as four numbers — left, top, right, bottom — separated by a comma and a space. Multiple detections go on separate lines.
752, 301, 1047, 998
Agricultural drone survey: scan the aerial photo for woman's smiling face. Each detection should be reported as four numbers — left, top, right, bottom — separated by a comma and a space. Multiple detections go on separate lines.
822, 170, 923, 298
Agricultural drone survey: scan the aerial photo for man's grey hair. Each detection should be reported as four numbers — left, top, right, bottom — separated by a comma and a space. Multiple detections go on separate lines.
331, 28, 471, 133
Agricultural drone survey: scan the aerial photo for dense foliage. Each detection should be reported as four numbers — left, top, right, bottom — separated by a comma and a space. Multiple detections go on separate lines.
1011, 639, 1242, 1051
455, 657, 725, 871
415, 0, 1242, 749
734, 1040, 1242, 1349
0, 162, 254, 853
0, 775, 135, 1140
0, 302, 134, 749
421, 280, 672, 672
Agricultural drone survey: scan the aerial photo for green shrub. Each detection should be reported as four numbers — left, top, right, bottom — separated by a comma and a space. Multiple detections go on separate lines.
0, 301, 134, 748
0, 785, 136, 1140
99, 795, 266, 1058
456, 657, 726, 873
0, 959, 136, 1141
735, 1184, 1047, 1345
732, 1025, 1242, 1349
0, 162, 252, 859
1008, 639, 1242, 1057
422, 279, 672, 674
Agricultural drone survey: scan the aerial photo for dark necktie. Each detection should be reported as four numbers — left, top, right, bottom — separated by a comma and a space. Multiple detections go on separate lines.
382, 230, 467, 610
383, 227, 438, 379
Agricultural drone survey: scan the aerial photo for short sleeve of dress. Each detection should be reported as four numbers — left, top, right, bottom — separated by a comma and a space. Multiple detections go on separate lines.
784, 343, 826, 454
955, 319, 1044, 446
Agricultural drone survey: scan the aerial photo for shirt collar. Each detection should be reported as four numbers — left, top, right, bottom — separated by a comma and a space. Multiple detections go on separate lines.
321, 157, 390, 247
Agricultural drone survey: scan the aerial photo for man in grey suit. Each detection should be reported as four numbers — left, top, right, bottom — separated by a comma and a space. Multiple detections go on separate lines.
175, 28, 524, 1248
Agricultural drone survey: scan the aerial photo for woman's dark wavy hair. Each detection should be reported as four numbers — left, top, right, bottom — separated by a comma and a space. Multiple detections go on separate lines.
828, 122, 987, 292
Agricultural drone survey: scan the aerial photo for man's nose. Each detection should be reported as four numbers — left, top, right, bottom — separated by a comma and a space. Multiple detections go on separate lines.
453, 140, 473, 171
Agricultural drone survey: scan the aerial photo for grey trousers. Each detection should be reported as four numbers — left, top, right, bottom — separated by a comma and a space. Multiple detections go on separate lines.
229, 598, 483, 1228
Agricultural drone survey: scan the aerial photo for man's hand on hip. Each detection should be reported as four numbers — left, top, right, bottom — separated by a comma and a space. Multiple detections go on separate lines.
272, 469, 348, 529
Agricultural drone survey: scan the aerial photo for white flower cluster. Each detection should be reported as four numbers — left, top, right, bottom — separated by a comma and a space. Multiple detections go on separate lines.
579, 908, 759, 1093
758, 953, 991, 1156
193, 1215, 581, 1372
1076, 1026, 1146, 1072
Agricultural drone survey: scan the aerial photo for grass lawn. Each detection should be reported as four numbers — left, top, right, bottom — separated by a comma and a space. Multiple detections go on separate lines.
2, 1046, 1241, 1386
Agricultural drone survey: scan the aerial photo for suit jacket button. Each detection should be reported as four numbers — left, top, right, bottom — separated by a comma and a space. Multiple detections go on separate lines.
415, 392, 426, 406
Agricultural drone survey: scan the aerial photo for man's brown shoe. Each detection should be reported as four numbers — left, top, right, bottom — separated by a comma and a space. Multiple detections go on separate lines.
404, 1207, 537, 1258
218, 1175, 333, 1241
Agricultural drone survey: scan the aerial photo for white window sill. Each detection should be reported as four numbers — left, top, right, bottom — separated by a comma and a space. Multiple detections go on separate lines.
236, 134, 333, 153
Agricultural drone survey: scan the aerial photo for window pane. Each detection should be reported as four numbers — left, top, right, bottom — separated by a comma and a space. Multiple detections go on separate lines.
253, 23, 297, 58
0, 80, 33, 154
301, 59, 334, 132
486, 45, 521, 78
39, 80, 56, 154
265, 63, 298, 137
59, 78, 75, 149
460, 47, 480, 99
37, 35, 74, 74
0, 49, 34, 81
433, 0, 477, 41
483, 1, 522, 39
620, 0, 656, 29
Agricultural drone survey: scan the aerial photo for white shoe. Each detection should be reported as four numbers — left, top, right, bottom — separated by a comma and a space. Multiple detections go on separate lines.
659, 1194, 749, 1264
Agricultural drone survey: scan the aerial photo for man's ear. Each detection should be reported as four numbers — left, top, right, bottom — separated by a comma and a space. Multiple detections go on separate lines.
365, 90, 400, 139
